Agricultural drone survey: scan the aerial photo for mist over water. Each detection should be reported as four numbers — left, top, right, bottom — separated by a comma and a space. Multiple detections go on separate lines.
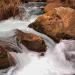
0, 2, 75, 75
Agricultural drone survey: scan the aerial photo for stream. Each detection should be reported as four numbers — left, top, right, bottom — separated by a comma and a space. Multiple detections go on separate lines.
0, 2, 75, 75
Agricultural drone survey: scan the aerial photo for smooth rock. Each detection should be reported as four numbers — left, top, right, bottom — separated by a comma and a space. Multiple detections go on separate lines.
16, 30, 46, 52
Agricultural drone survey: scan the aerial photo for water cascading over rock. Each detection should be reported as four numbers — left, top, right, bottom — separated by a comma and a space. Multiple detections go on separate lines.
16, 29, 46, 53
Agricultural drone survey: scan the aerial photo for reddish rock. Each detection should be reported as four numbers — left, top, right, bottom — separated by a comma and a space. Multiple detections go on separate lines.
29, 7, 75, 42
0, 45, 15, 69
56, 7, 75, 37
16, 30, 46, 52
44, 2, 67, 12
44, 0, 75, 12
63, 0, 75, 9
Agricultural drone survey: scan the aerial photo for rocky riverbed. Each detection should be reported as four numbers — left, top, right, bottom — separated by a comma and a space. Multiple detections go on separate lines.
0, 1, 75, 75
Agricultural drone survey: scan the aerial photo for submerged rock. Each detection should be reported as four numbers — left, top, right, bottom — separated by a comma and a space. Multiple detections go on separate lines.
29, 7, 75, 42
0, 45, 15, 69
16, 30, 46, 52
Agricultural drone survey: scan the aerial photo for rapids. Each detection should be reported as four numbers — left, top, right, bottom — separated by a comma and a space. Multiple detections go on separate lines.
0, 2, 75, 75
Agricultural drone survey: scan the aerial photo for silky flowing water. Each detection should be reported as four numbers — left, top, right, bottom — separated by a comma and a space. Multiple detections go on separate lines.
0, 2, 75, 75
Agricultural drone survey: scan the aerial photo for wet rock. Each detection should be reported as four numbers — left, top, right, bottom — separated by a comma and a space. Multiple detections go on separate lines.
29, 7, 75, 42
16, 30, 46, 52
0, 45, 15, 69
56, 7, 75, 37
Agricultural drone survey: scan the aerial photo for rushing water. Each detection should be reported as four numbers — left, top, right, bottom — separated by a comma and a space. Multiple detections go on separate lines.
0, 2, 75, 75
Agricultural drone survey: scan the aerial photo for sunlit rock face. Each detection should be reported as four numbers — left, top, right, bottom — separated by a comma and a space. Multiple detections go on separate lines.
0, 45, 15, 69
29, 7, 75, 42
16, 30, 46, 53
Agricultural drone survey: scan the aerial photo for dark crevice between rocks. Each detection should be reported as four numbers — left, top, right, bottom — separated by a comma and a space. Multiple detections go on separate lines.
29, 22, 44, 33
57, 33, 75, 40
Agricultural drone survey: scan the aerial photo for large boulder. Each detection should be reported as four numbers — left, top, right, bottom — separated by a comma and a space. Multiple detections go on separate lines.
16, 30, 46, 52
29, 7, 75, 42
0, 45, 15, 69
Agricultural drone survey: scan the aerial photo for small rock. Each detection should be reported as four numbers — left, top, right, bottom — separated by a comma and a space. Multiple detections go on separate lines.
16, 30, 46, 52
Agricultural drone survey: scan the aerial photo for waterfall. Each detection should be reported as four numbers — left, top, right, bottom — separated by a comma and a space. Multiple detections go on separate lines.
0, 2, 75, 75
